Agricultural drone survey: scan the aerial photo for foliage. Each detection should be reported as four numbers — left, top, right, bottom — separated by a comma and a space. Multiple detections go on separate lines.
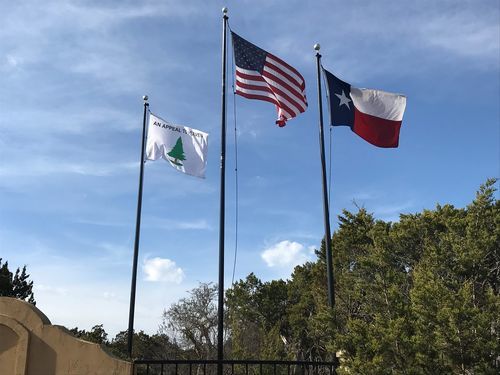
70, 324, 109, 345
226, 273, 290, 359
69, 325, 180, 360
51, 179, 500, 373
0, 258, 36, 305
225, 179, 499, 373
159, 282, 219, 359
108, 330, 180, 360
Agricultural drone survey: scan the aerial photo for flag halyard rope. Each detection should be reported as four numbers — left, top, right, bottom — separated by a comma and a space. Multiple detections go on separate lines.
228, 23, 240, 286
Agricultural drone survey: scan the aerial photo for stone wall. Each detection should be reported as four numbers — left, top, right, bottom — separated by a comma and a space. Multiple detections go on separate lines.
0, 297, 132, 375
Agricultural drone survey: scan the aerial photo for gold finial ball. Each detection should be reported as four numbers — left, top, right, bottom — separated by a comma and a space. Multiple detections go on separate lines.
314, 44, 321, 51
142, 95, 148, 101
222, 7, 228, 14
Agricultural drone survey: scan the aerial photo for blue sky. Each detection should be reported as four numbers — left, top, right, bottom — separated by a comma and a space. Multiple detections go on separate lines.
1, 0, 498, 336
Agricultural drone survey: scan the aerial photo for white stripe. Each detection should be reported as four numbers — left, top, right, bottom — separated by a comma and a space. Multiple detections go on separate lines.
264, 77, 307, 111
236, 86, 293, 118
263, 64, 304, 94
236, 86, 279, 102
263, 78, 307, 112
263, 65, 307, 106
235, 67, 262, 77
235, 70, 304, 115
261, 84, 302, 115
350, 87, 406, 121
273, 91, 304, 114
262, 77, 306, 109
266, 55, 304, 86
237, 65, 306, 109
275, 107, 292, 119
235, 62, 305, 119
270, 92, 302, 116
236, 75, 269, 88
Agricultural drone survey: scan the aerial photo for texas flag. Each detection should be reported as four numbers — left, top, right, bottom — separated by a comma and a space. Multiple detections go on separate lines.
323, 68, 406, 148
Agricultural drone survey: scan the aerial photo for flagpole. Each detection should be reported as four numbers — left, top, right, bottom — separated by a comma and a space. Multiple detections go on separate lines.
217, 7, 228, 375
127, 95, 149, 358
314, 44, 336, 307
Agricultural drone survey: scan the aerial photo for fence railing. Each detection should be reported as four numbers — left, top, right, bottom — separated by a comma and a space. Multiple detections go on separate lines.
133, 359, 338, 375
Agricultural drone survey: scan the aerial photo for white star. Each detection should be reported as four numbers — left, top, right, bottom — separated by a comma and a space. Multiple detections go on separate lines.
335, 90, 351, 109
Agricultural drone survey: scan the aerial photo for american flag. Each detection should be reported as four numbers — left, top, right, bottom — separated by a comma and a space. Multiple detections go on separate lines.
231, 32, 307, 127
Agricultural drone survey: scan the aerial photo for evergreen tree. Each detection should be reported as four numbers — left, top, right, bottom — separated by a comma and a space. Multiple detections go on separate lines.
167, 137, 186, 166
70, 324, 109, 345
0, 258, 36, 305
224, 179, 499, 373
108, 330, 180, 360
226, 274, 290, 359
332, 179, 499, 373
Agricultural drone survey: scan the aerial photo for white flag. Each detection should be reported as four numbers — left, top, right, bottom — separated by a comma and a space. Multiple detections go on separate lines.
146, 113, 209, 178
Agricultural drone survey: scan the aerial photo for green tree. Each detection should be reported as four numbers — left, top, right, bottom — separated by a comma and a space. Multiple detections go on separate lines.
408, 179, 500, 374
224, 180, 499, 374
70, 324, 109, 345
58, 179, 499, 374
286, 260, 334, 362
108, 330, 180, 360
226, 273, 290, 359
69, 324, 181, 363
332, 179, 499, 373
167, 137, 186, 166
0, 258, 36, 305
226, 273, 265, 358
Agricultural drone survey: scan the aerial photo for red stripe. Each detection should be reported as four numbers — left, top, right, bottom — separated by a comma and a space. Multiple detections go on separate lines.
236, 80, 296, 118
271, 98, 296, 118
262, 69, 306, 106
236, 80, 273, 94
258, 86, 297, 118
237, 71, 304, 117
267, 53, 304, 84
267, 85, 305, 115
264, 60, 305, 96
236, 88, 295, 119
256, 88, 296, 118
234, 56, 307, 124
235, 70, 267, 83
353, 108, 401, 148
236, 90, 279, 106
235, 90, 280, 107
236, 68, 302, 105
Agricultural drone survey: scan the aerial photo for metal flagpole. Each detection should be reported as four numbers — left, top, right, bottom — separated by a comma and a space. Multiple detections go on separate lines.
314, 44, 336, 307
127, 95, 150, 357
218, 7, 228, 375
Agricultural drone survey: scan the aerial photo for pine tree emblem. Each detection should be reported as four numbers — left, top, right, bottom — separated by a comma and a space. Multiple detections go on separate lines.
167, 137, 186, 166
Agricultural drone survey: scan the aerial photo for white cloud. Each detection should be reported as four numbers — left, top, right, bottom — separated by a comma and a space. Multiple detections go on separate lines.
420, 15, 499, 62
0, 2, 205, 93
143, 257, 185, 283
35, 284, 68, 296
0, 107, 139, 136
102, 291, 117, 300
153, 218, 212, 231
6, 54, 20, 68
176, 220, 212, 230
0, 160, 136, 178
372, 200, 415, 223
261, 240, 312, 269
351, 191, 377, 201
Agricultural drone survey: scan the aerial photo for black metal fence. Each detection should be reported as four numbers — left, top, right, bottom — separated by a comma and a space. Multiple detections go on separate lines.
133, 359, 338, 375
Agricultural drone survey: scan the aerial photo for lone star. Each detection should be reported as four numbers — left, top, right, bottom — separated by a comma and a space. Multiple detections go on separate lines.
335, 90, 351, 109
